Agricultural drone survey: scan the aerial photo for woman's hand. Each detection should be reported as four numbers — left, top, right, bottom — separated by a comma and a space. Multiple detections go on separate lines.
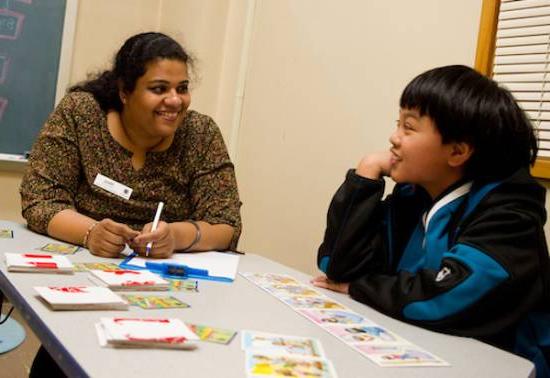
355, 151, 393, 179
87, 219, 139, 258
311, 275, 350, 294
131, 221, 176, 259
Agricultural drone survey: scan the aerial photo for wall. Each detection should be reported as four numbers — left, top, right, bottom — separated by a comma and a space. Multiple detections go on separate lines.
2, 0, 547, 274
233, 0, 483, 273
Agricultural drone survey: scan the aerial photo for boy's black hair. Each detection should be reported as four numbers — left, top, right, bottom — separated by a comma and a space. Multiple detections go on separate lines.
400, 65, 538, 182
70, 32, 192, 112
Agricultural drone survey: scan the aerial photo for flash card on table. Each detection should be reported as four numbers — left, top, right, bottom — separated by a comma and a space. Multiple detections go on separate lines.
0, 229, 13, 238
355, 344, 449, 367
188, 324, 237, 344
242, 331, 325, 358
165, 278, 199, 292
122, 294, 190, 309
245, 352, 337, 378
89, 269, 169, 291
241, 272, 302, 286
297, 309, 369, 326
279, 295, 346, 310
39, 243, 80, 255
73, 262, 121, 273
323, 325, 404, 345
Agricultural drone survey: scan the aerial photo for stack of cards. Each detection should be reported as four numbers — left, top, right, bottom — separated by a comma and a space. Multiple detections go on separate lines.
241, 272, 449, 367
34, 286, 128, 310
95, 317, 199, 349
5, 253, 74, 274
242, 330, 337, 378
89, 269, 169, 291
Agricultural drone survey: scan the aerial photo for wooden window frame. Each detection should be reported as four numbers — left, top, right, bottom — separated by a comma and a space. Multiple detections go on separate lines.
475, 0, 550, 179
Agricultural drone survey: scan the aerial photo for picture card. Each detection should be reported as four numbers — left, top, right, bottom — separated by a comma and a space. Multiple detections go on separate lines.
263, 283, 323, 298
241, 272, 302, 286
297, 309, 368, 326
34, 286, 127, 310
279, 295, 346, 310
0, 229, 13, 238
354, 344, 449, 367
39, 243, 80, 255
242, 331, 325, 358
323, 325, 405, 344
245, 352, 337, 378
188, 324, 237, 344
73, 262, 121, 273
122, 294, 190, 309
165, 278, 199, 292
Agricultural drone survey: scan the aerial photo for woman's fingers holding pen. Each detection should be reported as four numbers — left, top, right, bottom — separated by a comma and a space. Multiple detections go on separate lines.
131, 222, 175, 258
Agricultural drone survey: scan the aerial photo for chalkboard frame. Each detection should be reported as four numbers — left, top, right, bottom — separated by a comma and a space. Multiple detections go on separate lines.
0, 0, 78, 171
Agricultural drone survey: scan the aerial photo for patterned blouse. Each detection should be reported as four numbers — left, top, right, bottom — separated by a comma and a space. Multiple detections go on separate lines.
20, 92, 242, 249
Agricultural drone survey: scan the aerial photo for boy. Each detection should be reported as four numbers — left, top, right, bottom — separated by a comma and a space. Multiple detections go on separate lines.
314, 65, 550, 376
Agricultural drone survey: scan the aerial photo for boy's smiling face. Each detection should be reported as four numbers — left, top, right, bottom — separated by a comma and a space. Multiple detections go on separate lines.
389, 108, 467, 198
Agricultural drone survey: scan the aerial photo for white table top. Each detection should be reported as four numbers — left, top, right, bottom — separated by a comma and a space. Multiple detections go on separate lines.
0, 221, 534, 377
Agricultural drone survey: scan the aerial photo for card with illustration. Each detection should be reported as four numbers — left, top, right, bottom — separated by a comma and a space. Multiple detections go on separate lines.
245, 352, 337, 378
188, 323, 237, 344
242, 331, 325, 358
73, 262, 121, 273
355, 344, 449, 367
165, 278, 199, 292
122, 294, 190, 309
263, 283, 323, 298
297, 309, 368, 326
280, 295, 346, 310
39, 243, 80, 255
0, 229, 13, 238
241, 272, 302, 286
324, 325, 404, 344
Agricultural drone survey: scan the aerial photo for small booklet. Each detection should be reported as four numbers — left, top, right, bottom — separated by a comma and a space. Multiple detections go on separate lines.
89, 269, 169, 291
188, 324, 237, 344
96, 317, 199, 349
34, 286, 128, 311
5, 253, 74, 274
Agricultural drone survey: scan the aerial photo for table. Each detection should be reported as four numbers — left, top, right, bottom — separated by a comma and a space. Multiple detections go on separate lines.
0, 221, 535, 377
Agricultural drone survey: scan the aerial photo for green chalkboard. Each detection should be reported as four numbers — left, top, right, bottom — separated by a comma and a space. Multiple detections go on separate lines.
0, 0, 67, 156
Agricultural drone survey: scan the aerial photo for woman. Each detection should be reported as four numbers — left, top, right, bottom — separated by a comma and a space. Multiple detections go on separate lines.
20, 32, 241, 259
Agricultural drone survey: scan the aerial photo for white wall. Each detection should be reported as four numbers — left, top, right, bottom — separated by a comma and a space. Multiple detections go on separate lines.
233, 0, 482, 273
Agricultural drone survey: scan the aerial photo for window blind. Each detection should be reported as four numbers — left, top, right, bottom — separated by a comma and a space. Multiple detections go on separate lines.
492, 0, 550, 157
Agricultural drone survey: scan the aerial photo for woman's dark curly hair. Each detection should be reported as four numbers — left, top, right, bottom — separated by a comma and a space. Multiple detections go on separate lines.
70, 32, 193, 112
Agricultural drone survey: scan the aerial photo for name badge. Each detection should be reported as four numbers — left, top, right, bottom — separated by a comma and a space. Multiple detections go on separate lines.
93, 173, 133, 200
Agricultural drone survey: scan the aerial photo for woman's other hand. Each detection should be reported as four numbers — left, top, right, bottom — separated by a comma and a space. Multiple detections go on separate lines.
87, 219, 139, 258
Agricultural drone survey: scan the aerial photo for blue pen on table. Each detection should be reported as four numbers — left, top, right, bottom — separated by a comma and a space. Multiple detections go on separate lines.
145, 261, 209, 279
146, 202, 164, 257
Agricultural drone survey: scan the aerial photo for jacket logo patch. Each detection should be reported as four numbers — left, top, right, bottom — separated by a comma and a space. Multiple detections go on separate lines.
436, 267, 451, 282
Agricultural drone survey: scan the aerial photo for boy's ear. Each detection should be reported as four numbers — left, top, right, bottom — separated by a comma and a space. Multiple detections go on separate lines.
448, 142, 474, 168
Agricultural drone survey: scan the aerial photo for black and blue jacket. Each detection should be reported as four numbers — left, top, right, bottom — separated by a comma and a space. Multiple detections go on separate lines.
318, 167, 550, 376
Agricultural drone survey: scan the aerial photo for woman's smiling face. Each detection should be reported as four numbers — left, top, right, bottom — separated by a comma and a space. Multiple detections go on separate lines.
121, 58, 191, 141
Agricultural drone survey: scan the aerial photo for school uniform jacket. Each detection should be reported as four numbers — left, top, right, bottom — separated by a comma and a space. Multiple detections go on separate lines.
318, 168, 550, 357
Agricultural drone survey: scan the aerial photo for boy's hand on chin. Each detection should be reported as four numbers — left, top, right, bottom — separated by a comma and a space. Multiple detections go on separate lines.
356, 151, 392, 179
311, 275, 350, 294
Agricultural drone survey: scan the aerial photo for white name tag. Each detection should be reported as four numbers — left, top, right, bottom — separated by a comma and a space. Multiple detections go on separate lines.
93, 173, 133, 200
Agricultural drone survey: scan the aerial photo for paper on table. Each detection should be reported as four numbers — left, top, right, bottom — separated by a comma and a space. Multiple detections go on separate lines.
125, 252, 240, 281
